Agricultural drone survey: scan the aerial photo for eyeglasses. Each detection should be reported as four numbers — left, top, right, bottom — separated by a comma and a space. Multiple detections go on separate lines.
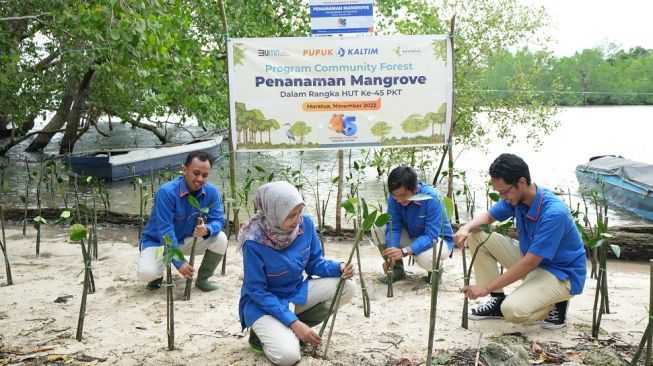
283, 208, 304, 225
496, 185, 516, 196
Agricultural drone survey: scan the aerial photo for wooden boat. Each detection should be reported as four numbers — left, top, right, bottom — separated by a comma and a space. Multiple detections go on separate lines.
66, 137, 223, 181
575, 155, 653, 221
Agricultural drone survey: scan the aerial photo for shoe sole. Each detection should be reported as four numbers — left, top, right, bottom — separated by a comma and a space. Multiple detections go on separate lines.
468, 314, 504, 320
541, 322, 566, 330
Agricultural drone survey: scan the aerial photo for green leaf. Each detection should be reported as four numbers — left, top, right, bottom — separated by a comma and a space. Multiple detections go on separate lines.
69, 224, 88, 241
361, 198, 369, 219
109, 29, 121, 40
375, 212, 391, 227
188, 195, 200, 209
362, 210, 377, 231
610, 244, 621, 258
254, 165, 265, 172
341, 199, 356, 214
479, 224, 492, 234
442, 196, 454, 222
60, 210, 71, 219
488, 192, 500, 202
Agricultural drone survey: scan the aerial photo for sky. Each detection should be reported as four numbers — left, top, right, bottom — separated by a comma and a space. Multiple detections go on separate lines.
518, 0, 653, 56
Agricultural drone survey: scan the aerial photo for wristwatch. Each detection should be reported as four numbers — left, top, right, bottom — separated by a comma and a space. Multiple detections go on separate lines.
401, 247, 409, 257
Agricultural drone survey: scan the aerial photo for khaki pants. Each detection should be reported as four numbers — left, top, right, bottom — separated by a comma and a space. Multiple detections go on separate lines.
371, 227, 452, 272
251, 278, 356, 366
468, 231, 572, 324
136, 231, 228, 282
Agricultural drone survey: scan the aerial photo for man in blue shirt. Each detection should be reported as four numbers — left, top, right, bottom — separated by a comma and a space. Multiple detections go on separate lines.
455, 153, 586, 329
372, 166, 454, 284
136, 151, 228, 292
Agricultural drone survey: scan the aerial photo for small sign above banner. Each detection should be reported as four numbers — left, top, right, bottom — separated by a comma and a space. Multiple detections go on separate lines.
310, 0, 374, 35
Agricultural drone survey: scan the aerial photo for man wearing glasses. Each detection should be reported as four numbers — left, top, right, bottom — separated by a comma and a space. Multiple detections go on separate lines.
454, 153, 586, 329
372, 166, 454, 284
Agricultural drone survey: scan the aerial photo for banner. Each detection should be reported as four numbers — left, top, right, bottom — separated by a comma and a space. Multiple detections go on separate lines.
227, 35, 452, 151
309, 0, 374, 35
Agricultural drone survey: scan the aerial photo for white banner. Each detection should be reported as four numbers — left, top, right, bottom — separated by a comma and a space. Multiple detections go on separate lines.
227, 35, 452, 151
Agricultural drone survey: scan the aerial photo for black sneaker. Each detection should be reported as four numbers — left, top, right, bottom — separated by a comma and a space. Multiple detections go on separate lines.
248, 331, 263, 354
146, 277, 163, 290
542, 301, 568, 329
469, 295, 505, 320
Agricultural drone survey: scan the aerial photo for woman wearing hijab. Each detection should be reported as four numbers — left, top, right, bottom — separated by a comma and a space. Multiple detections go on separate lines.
238, 181, 356, 366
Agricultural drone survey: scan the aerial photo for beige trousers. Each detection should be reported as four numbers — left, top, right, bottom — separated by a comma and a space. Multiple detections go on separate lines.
468, 231, 573, 324
251, 278, 356, 366
371, 227, 452, 272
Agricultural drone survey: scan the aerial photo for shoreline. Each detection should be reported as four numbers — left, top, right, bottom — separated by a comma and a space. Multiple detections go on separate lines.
0, 224, 650, 365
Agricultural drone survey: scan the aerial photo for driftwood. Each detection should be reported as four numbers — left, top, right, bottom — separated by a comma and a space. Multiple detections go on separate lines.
2, 208, 651, 260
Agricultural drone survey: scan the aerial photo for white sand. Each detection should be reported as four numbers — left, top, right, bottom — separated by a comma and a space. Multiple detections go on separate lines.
0, 224, 649, 365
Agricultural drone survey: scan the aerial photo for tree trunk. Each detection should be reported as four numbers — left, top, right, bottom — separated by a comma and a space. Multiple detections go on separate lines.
24, 81, 76, 152
59, 68, 96, 154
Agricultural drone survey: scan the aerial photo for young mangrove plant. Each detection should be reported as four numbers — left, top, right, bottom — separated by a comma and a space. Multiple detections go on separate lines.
373, 220, 394, 298
461, 219, 514, 330
72, 175, 95, 294
21, 159, 35, 237
425, 194, 455, 365
315, 197, 390, 359
131, 177, 150, 240
161, 233, 185, 350
183, 195, 215, 301
33, 167, 45, 257
629, 259, 652, 366
0, 205, 13, 285
69, 223, 91, 341
86, 177, 101, 261
583, 190, 617, 338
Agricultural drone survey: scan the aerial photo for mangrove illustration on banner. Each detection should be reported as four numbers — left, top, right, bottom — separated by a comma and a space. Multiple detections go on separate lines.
227, 35, 452, 151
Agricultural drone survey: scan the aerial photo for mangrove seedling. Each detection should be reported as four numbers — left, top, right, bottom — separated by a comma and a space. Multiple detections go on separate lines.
160, 233, 185, 350
32, 215, 47, 257
183, 216, 205, 301
425, 194, 455, 365
183, 195, 215, 301
69, 223, 91, 341
0, 205, 13, 285
72, 174, 96, 294
461, 219, 514, 330
315, 197, 390, 359
21, 159, 35, 237
373, 220, 394, 298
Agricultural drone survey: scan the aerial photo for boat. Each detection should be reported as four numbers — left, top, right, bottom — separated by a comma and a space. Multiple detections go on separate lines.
66, 136, 223, 181
575, 155, 653, 221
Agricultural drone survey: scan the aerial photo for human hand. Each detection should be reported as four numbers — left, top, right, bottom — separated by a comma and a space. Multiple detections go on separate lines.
459, 284, 489, 300
193, 224, 208, 238
382, 247, 403, 262
453, 227, 470, 248
339, 262, 355, 279
290, 320, 321, 347
177, 263, 195, 279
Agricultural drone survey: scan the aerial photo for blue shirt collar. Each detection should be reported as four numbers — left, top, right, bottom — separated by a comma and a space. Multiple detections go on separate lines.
178, 176, 206, 198
525, 184, 544, 221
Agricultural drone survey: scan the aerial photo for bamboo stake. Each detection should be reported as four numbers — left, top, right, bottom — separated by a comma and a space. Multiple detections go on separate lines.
0, 205, 12, 285
183, 217, 204, 301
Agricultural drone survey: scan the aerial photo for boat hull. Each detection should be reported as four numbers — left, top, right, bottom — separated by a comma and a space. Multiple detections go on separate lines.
575, 169, 653, 221
67, 137, 222, 181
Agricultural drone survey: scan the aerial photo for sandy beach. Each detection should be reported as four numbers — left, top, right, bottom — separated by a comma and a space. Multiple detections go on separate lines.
0, 224, 650, 365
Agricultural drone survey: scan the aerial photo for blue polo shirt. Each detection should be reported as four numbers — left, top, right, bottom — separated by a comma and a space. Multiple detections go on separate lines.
386, 182, 454, 255
239, 215, 342, 329
140, 176, 225, 268
489, 185, 586, 295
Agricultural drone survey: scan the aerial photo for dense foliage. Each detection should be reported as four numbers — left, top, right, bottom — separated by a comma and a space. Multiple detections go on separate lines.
480, 46, 653, 106
2, 0, 647, 156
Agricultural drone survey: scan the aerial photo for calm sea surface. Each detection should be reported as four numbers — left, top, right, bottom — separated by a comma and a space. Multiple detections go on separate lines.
1, 106, 652, 226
